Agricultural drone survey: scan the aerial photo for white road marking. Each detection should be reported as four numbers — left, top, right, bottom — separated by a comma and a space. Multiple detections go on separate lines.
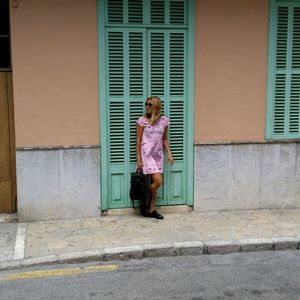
13, 223, 26, 260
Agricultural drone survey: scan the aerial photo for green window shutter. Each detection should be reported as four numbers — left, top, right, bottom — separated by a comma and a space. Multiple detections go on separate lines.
267, 1, 300, 139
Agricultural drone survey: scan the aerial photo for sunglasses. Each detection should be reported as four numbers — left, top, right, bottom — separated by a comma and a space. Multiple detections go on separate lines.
145, 102, 153, 107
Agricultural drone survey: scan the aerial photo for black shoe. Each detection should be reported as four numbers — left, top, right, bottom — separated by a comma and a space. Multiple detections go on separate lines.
148, 210, 164, 220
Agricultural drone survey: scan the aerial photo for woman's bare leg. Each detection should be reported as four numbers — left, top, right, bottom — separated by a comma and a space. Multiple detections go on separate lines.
149, 173, 162, 213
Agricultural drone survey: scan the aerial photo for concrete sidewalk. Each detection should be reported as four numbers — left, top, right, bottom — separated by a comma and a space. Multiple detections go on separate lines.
0, 208, 300, 270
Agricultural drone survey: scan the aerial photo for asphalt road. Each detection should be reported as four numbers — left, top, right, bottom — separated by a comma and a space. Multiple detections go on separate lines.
0, 250, 300, 300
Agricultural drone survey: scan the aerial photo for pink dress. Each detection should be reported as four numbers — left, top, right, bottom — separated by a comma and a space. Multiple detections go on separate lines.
137, 116, 170, 174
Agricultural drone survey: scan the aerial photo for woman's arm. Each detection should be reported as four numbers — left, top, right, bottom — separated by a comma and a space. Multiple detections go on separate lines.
162, 127, 174, 165
136, 124, 143, 169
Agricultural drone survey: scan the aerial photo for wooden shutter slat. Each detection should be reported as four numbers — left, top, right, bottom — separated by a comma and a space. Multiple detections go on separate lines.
169, 100, 184, 161
150, 32, 165, 96
129, 32, 144, 96
292, 7, 300, 69
276, 7, 288, 69
107, 0, 123, 23
273, 74, 286, 135
170, 1, 185, 24
108, 31, 124, 97
128, 0, 143, 23
109, 102, 125, 163
289, 74, 300, 133
151, 0, 165, 24
170, 32, 185, 96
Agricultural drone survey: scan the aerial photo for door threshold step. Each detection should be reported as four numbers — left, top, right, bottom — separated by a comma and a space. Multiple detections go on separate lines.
0, 213, 18, 223
105, 205, 192, 216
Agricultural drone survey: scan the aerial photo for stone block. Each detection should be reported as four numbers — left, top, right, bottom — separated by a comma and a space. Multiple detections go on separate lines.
173, 241, 204, 256
21, 255, 59, 267
294, 144, 300, 207
17, 148, 101, 221
194, 145, 228, 211
227, 144, 261, 210
261, 144, 297, 209
205, 240, 241, 255
240, 238, 273, 252
59, 148, 100, 219
103, 245, 144, 261
16, 150, 60, 221
271, 236, 300, 250
143, 243, 176, 258
58, 249, 105, 264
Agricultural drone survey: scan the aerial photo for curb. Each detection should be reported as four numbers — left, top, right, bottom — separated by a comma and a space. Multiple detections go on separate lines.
0, 237, 299, 271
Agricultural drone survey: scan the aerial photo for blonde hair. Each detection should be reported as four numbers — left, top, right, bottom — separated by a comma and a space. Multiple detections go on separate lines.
144, 96, 162, 125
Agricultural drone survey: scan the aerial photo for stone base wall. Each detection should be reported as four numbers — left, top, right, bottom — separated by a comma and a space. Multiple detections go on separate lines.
194, 143, 300, 211
16, 147, 100, 221
15, 143, 300, 221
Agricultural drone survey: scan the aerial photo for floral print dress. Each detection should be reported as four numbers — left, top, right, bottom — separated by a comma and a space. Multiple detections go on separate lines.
137, 116, 170, 174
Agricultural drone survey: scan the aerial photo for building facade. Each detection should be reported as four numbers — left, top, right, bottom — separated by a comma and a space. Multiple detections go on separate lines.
0, 0, 300, 221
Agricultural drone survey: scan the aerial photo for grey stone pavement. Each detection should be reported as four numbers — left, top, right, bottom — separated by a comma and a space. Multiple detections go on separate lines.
0, 223, 18, 262
0, 208, 300, 270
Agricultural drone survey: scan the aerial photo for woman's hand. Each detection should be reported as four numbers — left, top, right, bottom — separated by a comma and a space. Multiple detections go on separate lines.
137, 158, 143, 170
168, 154, 174, 166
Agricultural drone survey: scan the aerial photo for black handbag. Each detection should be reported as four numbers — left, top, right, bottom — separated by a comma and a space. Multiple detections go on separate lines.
129, 168, 150, 215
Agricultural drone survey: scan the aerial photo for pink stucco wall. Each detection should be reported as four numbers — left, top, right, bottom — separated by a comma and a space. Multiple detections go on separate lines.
10, 0, 269, 147
194, 0, 269, 143
10, 0, 99, 147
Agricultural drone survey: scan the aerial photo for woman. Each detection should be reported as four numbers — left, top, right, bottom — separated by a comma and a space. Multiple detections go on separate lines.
136, 96, 174, 219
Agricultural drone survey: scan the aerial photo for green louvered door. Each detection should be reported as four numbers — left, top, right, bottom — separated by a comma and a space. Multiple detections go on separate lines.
100, 0, 194, 210
267, 1, 300, 139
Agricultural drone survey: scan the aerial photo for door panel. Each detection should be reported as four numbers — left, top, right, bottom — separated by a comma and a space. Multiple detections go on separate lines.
148, 30, 187, 206
106, 28, 147, 208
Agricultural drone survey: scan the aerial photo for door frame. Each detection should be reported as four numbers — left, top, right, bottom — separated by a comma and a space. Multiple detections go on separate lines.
97, 0, 195, 211
0, 72, 17, 213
